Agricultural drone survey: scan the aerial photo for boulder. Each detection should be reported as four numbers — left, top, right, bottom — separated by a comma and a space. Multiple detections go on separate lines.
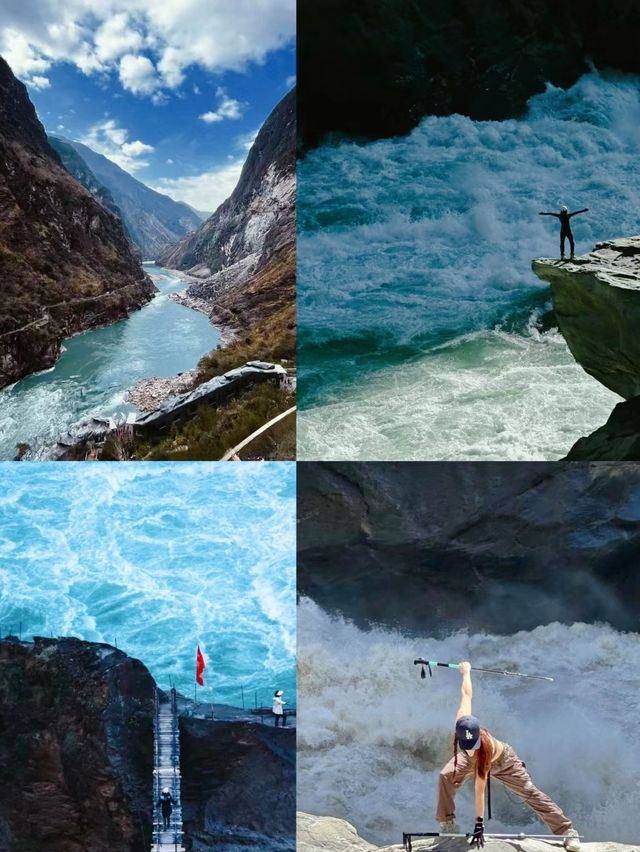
297, 813, 638, 852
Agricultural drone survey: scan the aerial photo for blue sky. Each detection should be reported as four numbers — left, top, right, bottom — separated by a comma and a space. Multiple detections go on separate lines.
0, 2, 295, 211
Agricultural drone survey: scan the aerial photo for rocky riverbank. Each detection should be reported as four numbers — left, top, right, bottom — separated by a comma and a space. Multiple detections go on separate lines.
126, 370, 198, 410
533, 238, 640, 459
297, 813, 637, 852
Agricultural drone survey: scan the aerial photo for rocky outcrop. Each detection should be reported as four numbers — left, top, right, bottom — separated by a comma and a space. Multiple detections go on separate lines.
533, 239, 640, 401
181, 718, 295, 851
157, 89, 295, 327
298, 1, 640, 151
297, 462, 640, 633
297, 813, 636, 852
532, 238, 640, 460
57, 137, 202, 259
0, 637, 154, 852
564, 396, 640, 460
0, 56, 156, 389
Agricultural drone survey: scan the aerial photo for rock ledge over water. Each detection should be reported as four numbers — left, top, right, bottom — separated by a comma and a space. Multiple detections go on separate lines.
297, 812, 637, 852
533, 238, 640, 401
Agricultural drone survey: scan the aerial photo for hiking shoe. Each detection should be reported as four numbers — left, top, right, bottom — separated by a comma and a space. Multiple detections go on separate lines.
564, 829, 581, 852
439, 820, 459, 834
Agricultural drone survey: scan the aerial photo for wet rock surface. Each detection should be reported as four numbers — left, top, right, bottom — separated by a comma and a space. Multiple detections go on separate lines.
0, 637, 155, 852
297, 462, 640, 634
181, 718, 295, 851
297, 813, 637, 852
0, 57, 156, 389
533, 238, 640, 401
297, 1, 640, 151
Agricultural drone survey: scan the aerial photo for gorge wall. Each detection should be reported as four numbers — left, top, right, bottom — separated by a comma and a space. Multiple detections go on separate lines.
298, 0, 640, 151
158, 89, 295, 342
0, 637, 154, 852
297, 462, 640, 633
56, 137, 202, 259
0, 56, 156, 389
181, 718, 296, 851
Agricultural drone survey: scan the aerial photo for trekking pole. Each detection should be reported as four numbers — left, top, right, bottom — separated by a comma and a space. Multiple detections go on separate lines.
413, 658, 554, 682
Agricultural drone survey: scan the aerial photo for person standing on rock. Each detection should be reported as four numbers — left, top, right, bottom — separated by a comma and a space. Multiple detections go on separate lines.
158, 786, 176, 831
273, 689, 286, 727
437, 662, 581, 851
539, 206, 589, 259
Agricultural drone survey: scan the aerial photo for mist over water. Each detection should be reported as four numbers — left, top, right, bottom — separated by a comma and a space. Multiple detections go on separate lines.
0, 265, 220, 459
297, 598, 640, 845
297, 72, 640, 459
0, 464, 296, 707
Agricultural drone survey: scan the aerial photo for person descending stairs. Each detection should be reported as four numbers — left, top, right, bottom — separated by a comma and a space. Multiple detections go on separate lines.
151, 688, 185, 852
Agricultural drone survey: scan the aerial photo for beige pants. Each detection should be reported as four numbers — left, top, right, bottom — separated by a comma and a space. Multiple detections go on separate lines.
436, 743, 573, 835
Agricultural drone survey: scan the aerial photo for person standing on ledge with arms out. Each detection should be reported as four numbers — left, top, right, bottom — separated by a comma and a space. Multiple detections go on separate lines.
437, 662, 581, 850
539, 206, 589, 260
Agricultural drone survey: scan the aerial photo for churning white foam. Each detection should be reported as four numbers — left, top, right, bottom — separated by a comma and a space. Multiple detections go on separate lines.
298, 71, 640, 459
297, 598, 640, 845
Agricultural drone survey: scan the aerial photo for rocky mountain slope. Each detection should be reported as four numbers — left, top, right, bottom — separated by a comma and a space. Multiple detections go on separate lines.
0, 56, 155, 389
298, 462, 640, 633
48, 135, 124, 222
297, 812, 636, 852
298, 0, 640, 151
158, 88, 295, 336
56, 136, 202, 258
533, 238, 640, 459
0, 637, 154, 852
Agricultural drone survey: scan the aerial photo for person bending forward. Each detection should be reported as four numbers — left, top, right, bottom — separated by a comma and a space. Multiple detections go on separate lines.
437, 662, 581, 850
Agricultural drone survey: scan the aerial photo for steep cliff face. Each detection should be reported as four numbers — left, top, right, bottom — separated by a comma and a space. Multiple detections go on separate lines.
0, 637, 154, 852
60, 137, 202, 259
298, 462, 640, 633
158, 88, 295, 322
298, 0, 640, 150
0, 57, 156, 389
533, 239, 640, 401
180, 718, 295, 851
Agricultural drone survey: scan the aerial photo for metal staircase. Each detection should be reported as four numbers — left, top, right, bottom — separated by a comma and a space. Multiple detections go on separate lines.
151, 688, 185, 852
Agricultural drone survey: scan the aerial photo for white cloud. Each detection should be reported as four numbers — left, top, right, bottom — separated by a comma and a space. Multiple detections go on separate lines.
166, 157, 174, 164
199, 87, 244, 123
28, 74, 50, 89
286, 74, 296, 88
0, 1, 295, 98
94, 13, 143, 63
236, 127, 259, 151
121, 139, 154, 156
151, 159, 243, 211
118, 53, 158, 95
81, 119, 154, 173
1, 29, 50, 83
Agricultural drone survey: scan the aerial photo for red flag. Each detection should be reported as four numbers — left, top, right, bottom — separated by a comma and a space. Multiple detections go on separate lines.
196, 645, 206, 686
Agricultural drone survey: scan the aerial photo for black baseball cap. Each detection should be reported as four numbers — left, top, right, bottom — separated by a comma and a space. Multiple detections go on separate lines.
455, 715, 481, 750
